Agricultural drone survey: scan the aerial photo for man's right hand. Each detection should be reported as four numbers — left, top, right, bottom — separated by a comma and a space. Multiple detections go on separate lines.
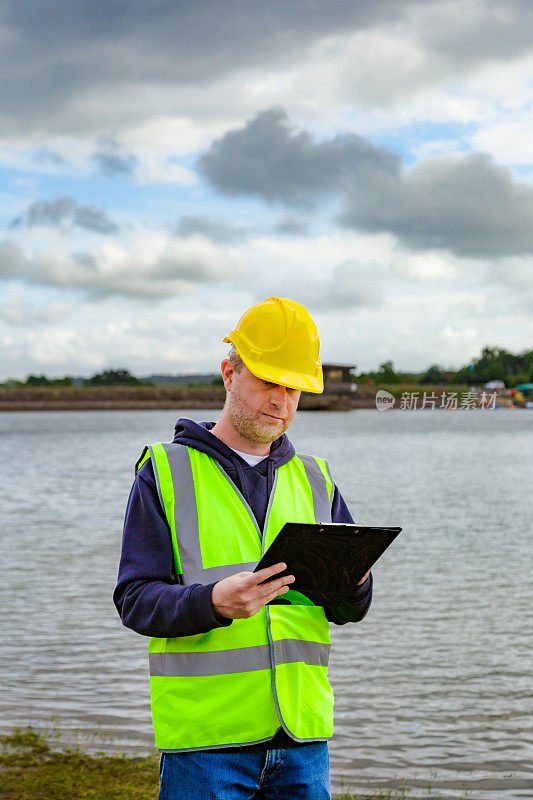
211, 562, 295, 620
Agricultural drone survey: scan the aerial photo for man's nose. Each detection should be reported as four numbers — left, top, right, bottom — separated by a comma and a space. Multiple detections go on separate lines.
270, 384, 287, 406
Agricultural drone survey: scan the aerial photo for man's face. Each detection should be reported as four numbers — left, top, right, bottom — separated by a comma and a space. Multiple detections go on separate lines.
223, 362, 301, 445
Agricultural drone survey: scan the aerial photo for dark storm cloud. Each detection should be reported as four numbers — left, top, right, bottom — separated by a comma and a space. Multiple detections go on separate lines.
415, 1, 533, 66
340, 152, 533, 258
201, 109, 533, 258
93, 138, 138, 177
0, 0, 408, 131
10, 196, 119, 234
174, 215, 246, 243
199, 108, 399, 205
2, 1, 532, 134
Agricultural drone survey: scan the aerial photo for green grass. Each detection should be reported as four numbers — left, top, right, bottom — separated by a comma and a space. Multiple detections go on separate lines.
0, 728, 158, 800
0, 727, 469, 800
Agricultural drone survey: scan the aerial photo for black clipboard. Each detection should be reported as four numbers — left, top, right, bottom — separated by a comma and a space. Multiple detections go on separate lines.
253, 522, 402, 606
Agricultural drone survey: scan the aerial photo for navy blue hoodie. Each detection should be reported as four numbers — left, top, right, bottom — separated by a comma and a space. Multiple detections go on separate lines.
114, 418, 373, 749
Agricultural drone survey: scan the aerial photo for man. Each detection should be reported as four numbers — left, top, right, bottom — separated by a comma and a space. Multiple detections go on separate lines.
114, 297, 373, 800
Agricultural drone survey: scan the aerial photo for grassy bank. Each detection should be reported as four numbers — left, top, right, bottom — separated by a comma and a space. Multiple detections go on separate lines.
0, 383, 472, 411
1, 728, 467, 800
0, 728, 157, 800
0, 383, 227, 411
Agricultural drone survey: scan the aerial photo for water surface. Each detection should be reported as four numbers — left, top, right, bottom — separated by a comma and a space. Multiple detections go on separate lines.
1, 409, 531, 798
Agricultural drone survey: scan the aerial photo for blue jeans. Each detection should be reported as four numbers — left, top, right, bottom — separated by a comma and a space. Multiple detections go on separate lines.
158, 742, 331, 800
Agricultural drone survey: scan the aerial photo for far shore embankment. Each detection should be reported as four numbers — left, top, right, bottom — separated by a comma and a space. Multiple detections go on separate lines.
0, 383, 476, 411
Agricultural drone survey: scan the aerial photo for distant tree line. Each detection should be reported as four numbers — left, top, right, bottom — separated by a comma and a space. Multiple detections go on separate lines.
83, 369, 152, 386
23, 374, 74, 387
453, 346, 533, 385
2, 347, 532, 388
4, 368, 153, 387
356, 346, 533, 387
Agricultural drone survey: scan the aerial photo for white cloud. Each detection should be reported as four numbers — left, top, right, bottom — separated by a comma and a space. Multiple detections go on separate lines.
439, 324, 482, 364
471, 113, 533, 166
247, 230, 397, 272
0, 234, 247, 298
410, 140, 468, 161
134, 159, 198, 186
0, 292, 253, 380
123, 115, 228, 157
0, 299, 74, 326
392, 251, 464, 281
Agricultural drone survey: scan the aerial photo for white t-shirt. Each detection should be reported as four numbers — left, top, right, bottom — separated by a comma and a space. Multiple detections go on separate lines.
229, 446, 269, 466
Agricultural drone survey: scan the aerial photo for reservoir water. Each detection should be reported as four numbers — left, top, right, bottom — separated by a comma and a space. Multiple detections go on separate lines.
1, 409, 531, 799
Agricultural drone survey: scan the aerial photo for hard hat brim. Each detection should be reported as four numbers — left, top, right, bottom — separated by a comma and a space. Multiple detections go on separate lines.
224, 334, 323, 393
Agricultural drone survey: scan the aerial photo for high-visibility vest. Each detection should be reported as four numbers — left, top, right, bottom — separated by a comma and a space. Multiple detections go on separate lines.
135, 442, 335, 752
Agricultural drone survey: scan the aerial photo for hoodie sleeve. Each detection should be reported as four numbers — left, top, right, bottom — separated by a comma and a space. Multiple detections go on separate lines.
113, 460, 232, 638
323, 484, 373, 626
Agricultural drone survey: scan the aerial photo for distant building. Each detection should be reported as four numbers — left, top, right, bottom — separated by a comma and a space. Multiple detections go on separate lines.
322, 363, 357, 393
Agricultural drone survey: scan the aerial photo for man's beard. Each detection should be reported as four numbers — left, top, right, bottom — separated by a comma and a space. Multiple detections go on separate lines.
226, 388, 292, 445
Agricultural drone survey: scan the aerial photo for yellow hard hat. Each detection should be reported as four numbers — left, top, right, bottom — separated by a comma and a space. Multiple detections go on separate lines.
223, 297, 323, 393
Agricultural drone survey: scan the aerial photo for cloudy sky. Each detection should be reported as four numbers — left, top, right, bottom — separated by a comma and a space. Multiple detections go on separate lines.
1, 0, 532, 380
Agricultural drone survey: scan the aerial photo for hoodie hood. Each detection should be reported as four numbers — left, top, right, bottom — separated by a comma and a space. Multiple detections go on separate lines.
172, 417, 295, 531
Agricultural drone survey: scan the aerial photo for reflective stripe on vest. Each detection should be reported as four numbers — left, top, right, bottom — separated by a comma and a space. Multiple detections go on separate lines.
299, 454, 332, 524
139, 444, 335, 751
149, 640, 330, 677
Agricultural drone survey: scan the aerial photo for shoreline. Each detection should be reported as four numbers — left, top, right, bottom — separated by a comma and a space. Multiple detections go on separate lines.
0, 727, 470, 800
0, 383, 503, 412
0, 386, 381, 411
0, 400, 379, 411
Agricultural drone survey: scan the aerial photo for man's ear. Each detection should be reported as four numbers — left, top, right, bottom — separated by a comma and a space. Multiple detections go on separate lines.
220, 358, 235, 392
